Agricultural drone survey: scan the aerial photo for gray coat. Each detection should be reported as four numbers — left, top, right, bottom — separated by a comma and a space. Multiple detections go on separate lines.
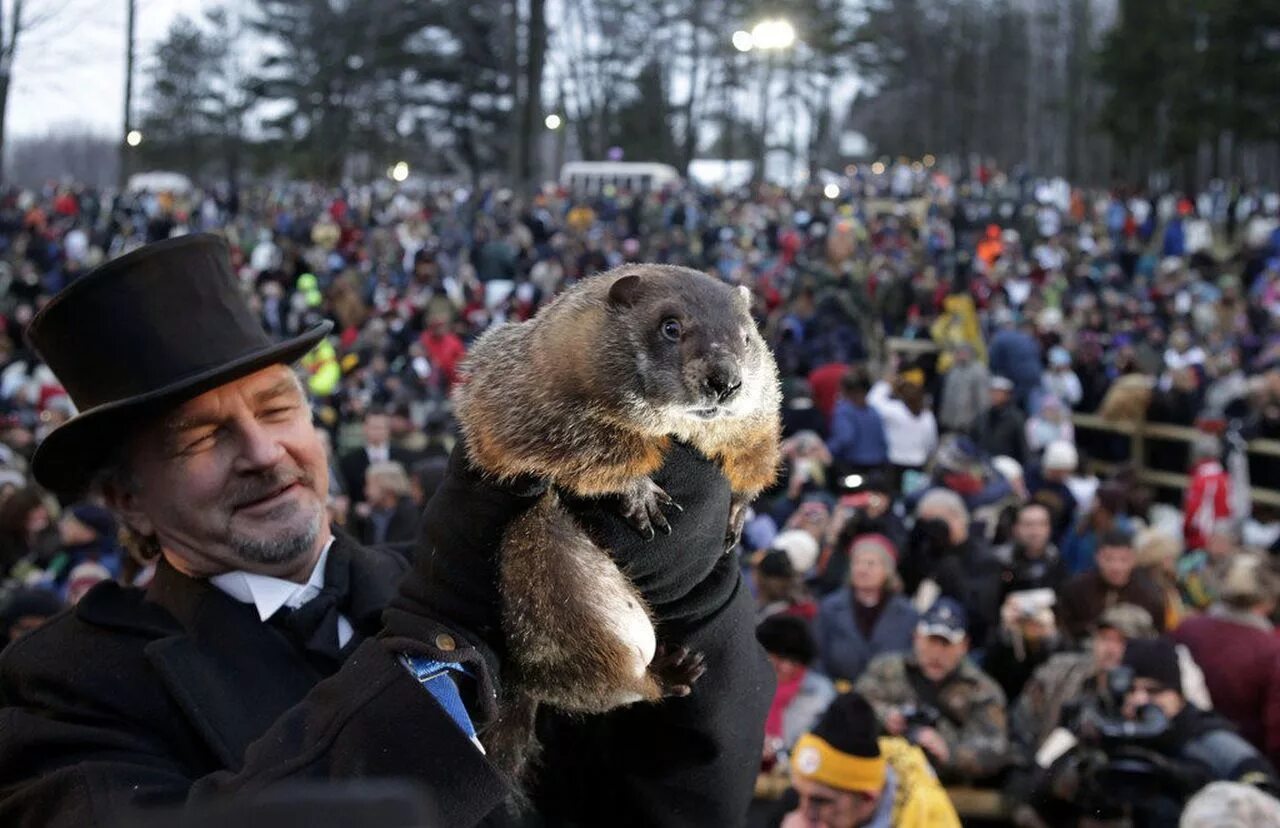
814, 591, 919, 684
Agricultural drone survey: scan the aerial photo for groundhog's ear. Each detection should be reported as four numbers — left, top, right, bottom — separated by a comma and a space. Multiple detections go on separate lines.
738, 285, 752, 305
608, 274, 644, 307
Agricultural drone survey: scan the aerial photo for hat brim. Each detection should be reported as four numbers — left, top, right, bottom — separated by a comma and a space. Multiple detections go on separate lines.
31, 322, 332, 495
917, 624, 966, 644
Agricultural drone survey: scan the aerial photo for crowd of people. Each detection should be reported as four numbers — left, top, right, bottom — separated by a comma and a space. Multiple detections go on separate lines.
4, 165, 1280, 825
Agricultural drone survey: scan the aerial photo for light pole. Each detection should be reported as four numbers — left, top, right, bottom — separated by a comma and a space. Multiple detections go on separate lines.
732, 18, 796, 184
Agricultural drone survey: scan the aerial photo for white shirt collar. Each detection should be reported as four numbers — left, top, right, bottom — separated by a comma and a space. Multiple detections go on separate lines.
210, 536, 336, 622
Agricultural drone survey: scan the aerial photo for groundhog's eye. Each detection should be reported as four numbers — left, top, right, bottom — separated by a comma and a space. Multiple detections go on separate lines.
661, 318, 682, 341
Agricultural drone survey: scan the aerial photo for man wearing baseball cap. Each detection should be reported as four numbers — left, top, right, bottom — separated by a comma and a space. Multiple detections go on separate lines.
854, 598, 1009, 783
782, 693, 959, 827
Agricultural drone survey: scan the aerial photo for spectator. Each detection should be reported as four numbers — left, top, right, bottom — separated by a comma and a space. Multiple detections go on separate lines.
984, 503, 1068, 699
988, 318, 1043, 410
937, 342, 989, 433
813, 534, 917, 685
1057, 527, 1167, 642
970, 376, 1028, 465
1134, 526, 1187, 630
867, 370, 938, 485
752, 536, 820, 622
353, 461, 420, 547
1041, 346, 1083, 409
826, 370, 888, 477
339, 409, 415, 504
1178, 522, 1240, 611
1183, 435, 1234, 552
855, 598, 1010, 784
780, 379, 826, 439
1024, 396, 1074, 460
757, 614, 837, 759
1173, 554, 1280, 769
0, 488, 58, 576
1024, 440, 1080, 543
776, 693, 960, 827
900, 489, 1001, 646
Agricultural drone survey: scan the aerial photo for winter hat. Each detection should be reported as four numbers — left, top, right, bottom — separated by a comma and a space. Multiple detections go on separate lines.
1220, 553, 1280, 609
1096, 603, 1156, 640
792, 694, 887, 794
1122, 637, 1183, 694
1049, 346, 1072, 368
756, 614, 817, 666
990, 375, 1015, 392
1133, 527, 1183, 570
67, 502, 116, 540
65, 561, 111, 605
992, 455, 1024, 485
771, 529, 821, 574
756, 549, 795, 580
1042, 440, 1078, 472
849, 534, 898, 572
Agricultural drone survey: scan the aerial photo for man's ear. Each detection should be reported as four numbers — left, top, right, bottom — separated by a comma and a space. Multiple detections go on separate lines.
102, 480, 153, 539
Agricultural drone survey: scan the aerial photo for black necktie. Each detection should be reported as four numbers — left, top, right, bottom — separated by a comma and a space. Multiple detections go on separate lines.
268, 550, 363, 676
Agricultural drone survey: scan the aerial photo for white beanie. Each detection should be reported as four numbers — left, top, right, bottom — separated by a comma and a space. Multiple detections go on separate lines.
770, 529, 821, 575
1043, 440, 1079, 472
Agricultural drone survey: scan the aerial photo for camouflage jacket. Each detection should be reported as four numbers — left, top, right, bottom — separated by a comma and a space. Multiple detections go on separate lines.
1008, 651, 1101, 765
854, 652, 1009, 783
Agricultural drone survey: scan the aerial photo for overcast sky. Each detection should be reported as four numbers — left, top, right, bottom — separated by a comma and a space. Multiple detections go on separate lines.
9, 0, 205, 138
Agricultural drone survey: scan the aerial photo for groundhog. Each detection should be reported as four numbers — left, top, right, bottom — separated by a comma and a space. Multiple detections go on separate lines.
452, 263, 781, 780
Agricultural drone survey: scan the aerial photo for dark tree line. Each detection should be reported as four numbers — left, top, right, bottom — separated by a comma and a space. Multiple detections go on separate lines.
132, 0, 1280, 190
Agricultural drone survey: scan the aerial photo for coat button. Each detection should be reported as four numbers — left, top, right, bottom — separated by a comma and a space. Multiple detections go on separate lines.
434, 633, 457, 652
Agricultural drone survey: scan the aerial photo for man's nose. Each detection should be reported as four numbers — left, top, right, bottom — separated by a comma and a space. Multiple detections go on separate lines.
233, 419, 286, 471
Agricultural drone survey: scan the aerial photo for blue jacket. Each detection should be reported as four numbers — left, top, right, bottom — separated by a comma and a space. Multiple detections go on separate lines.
826, 400, 889, 467
814, 591, 918, 684
988, 329, 1043, 401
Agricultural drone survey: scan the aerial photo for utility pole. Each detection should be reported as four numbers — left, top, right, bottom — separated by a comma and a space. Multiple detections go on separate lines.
119, 0, 136, 191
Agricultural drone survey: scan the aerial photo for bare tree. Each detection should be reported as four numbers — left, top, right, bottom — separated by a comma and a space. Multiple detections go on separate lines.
0, 0, 71, 183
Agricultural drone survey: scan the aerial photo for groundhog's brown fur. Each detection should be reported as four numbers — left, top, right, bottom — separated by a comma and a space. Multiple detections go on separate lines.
453, 263, 781, 782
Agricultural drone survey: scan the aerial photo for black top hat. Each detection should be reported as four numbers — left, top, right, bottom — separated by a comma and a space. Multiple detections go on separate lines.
27, 234, 332, 494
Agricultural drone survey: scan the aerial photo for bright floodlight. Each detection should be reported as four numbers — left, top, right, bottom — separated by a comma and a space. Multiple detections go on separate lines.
390, 161, 410, 182
125, 130, 143, 147
824, 183, 840, 199
751, 19, 796, 50
544, 114, 562, 130
732, 30, 754, 52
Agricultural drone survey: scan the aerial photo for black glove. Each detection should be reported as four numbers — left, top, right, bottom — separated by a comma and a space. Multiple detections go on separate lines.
558, 440, 736, 634
382, 446, 546, 671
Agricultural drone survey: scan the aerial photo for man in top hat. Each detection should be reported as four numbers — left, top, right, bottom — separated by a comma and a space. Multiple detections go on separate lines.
0, 234, 773, 826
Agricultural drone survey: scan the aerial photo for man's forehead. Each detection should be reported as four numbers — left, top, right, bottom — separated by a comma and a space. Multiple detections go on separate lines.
165, 365, 300, 426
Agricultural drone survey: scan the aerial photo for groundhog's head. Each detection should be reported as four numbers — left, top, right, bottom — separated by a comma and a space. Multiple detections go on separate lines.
604, 266, 774, 424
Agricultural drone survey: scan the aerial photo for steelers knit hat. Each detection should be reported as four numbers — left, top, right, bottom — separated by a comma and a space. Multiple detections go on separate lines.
791, 694, 887, 794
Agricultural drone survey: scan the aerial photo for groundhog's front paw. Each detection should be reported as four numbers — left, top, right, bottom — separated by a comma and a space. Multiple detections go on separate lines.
650, 644, 707, 698
618, 478, 682, 540
724, 498, 749, 553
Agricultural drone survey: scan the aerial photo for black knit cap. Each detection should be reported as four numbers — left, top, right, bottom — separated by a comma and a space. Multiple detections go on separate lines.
755, 614, 816, 665
1122, 637, 1183, 694
810, 693, 882, 759
756, 549, 795, 579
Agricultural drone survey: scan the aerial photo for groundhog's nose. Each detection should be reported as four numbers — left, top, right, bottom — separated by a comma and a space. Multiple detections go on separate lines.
704, 363, 742, 403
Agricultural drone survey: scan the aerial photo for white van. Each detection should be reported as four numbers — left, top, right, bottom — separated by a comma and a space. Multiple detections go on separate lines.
559, 161, 680, 195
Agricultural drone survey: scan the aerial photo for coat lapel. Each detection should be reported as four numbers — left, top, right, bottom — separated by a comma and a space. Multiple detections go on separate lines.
143, 558, 318, 769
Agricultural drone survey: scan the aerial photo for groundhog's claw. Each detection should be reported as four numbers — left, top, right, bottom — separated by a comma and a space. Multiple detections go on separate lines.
651, 645, 707, 697
724, 498, 749, 553
618, 478, 681, 539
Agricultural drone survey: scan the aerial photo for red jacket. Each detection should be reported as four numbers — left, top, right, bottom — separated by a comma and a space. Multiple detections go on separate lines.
807, 363, 849, 424
1173, 611, 1280, 769
1183, 460, 1233, 550
420, 331, 466, 389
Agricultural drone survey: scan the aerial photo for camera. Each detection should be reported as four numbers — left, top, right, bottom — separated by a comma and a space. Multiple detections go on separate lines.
899, 702, 943, 745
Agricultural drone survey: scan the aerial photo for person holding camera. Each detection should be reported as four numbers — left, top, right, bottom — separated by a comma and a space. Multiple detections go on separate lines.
983, 503, 1069, 699
854, 598, 1009, 784
1029, 638, 1279, 827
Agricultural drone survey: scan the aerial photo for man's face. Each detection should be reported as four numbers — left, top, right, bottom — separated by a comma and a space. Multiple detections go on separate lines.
1123, 677, 1186, 721
1096, 544, 1136, 588
1014, 506, 1052, 556
990, 387, 1011, 407
364, 472, 385, 506
1092, 628, 1127, 671
790, 775, 879, 828
364, 414, 390, 447
113, 365, 329, 581
914, 632, 967, 682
